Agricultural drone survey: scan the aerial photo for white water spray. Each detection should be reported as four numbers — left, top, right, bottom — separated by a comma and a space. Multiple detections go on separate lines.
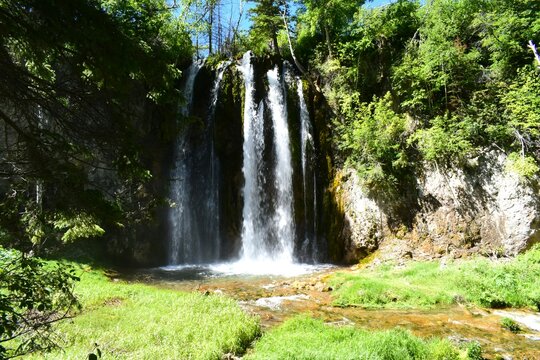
238, 52, 268, 260
267, 67, 295, 263
169, 60, 203, 265
297, 78, 318, 261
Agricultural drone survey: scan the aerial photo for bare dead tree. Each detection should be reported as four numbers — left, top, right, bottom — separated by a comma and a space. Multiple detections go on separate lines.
279, 2, 320, 92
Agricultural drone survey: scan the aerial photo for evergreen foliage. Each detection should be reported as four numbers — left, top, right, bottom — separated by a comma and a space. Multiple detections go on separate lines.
0, 0, 191, 252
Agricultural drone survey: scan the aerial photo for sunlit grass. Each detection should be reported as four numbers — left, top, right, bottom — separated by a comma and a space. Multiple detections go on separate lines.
244, 315, 473, 360
24, 265, 260, 359
331, 245, 540, 309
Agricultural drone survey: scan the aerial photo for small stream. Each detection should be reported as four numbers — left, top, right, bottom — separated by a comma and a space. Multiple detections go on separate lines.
120, 266, 540, 359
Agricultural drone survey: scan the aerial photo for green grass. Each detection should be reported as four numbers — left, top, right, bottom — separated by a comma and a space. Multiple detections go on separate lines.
22, 265, 260, 360
331, 244, 540, 309
500, 317, 521, 333
244, 315, 473, 360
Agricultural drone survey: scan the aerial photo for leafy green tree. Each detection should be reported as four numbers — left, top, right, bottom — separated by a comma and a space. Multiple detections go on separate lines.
393, 0, 483, 117
298, 0, 364, 60
0, 248, 80, 359
336, 92, 409, 195
337, 0, 419, 100
475, 0, 540, 78
0, 0, 192, 355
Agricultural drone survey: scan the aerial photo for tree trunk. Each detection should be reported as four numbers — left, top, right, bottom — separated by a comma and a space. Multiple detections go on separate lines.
208, 4, 213, 54
271, 29, 280, 57
324, 22, 333, 59
280, 9, 320, 92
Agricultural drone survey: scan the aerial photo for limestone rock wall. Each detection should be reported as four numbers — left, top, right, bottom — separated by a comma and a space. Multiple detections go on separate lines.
336, 150, 540, 263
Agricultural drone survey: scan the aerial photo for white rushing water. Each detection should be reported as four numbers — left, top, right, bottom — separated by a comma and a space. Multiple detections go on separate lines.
267, 66, 295, 263
167, 53, 322, 275
169, 60, 203, 265
204, 60, 231, 263
297, 77, 318, 262
238, 51, 269, 261
234, 55, 297, 273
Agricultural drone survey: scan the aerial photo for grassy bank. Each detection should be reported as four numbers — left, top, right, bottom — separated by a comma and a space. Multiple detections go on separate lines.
244, 316, 478, 360
331, 245, 540, 309
23, 265, 260, 359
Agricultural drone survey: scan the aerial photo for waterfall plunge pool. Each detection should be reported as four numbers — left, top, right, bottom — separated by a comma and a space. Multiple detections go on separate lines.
157, 260, 335, 279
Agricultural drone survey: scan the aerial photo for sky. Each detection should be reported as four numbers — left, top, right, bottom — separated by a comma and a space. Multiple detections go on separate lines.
366, 0, 397, 8
180, 0, 397, 53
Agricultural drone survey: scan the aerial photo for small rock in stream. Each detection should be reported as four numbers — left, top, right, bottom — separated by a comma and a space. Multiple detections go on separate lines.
522, 334, 540, 341
494, 310, 540, 332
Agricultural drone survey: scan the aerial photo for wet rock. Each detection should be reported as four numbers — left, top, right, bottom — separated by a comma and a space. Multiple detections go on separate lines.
254, 294, 310, 310
522, 334, 540, 341
326, 317, 355, 326
313, 282, 325, 292
494, 310, 540, 332
337, 169, 384, 263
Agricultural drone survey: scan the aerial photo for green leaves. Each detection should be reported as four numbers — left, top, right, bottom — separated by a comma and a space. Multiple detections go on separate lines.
505, 152, 539, 180
501, 67, 540, 138
0, 0, 192, 250
336, 92, 409, 194
52, 213, 105, 243
307, 0, 539, 191
410, 114, 475, 163
0, 247, 80, 359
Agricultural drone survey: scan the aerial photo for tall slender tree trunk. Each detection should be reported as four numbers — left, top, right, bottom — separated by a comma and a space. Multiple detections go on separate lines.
209, 5, 213, 54
281, 8, 320, 92
272, 28, 280, 57
324, 22, 333, 59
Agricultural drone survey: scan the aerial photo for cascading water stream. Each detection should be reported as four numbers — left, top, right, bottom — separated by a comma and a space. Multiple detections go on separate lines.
266, 67, 295, 263
169, 60, 203, 265
234, 56, 298, 271
238, 51, 268, 261
204, 60, 231, 262
297, 78, 318, 261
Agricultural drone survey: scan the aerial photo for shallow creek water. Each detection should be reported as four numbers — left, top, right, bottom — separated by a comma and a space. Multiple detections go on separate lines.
119, 266, 540, 359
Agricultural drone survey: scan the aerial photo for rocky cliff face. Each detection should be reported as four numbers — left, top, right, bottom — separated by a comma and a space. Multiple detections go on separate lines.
336, 150, 540, 263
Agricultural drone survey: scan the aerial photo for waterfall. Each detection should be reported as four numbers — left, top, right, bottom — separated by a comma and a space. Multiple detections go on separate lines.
168, 60, 203, 265
180, 60, 203, 116
204, 60, 231, 262
297, 78, 318, 262
238, 51, 268, 260
167, 53, 325, 274
237, 55, 296, 266
267, 67, 295, 262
